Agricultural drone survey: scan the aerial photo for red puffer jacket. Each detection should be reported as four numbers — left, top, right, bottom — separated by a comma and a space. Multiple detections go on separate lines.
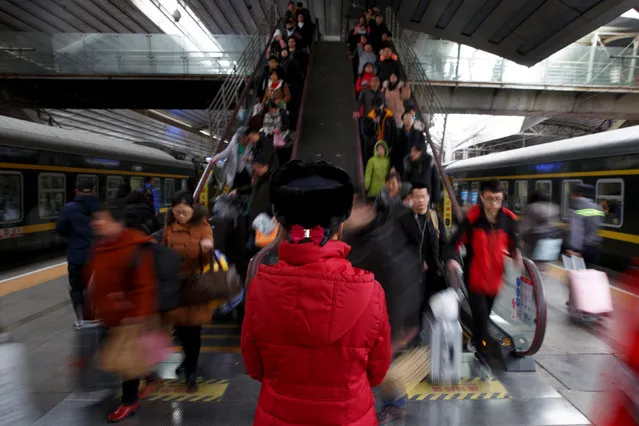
447, 205, 519, 296
241, 240, 391, 426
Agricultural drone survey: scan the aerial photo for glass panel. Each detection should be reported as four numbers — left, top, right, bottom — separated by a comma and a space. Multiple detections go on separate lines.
470, 182, 479, 205
490, 258, 539, 352
164, 179, 176, 206
500, 180, 509, 208
39, 173, 66, 219
513, 181, 528, 213
0, 172, 22, 223
106, 176, 124, 199
76, 174, 98, 198
596, 179, 624, 228
130, 177, 144, 191
535, 180, 552, 200
561, 180, 582, 219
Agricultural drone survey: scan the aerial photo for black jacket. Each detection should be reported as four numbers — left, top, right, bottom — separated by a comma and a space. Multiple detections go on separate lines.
252, 133, 278, 171
238, 169, 273, 225
393, 125, 424, 175
346, 217, 423, 341
403, 153, 441, 205
55, 194, 100, 264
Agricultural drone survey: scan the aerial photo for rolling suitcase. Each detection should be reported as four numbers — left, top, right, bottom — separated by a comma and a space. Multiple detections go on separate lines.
0, 333, 34, 426
74, 321, 120, 392
422, 313, 462, 384
563, 255, 613, 316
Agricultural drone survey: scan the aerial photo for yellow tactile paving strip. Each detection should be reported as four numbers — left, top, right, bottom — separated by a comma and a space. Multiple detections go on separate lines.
0, 263, 67, 297
408, 377, 511, 400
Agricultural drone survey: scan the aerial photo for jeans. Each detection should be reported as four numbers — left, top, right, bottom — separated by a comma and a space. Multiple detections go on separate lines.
467, 291, 496, 353
383, 397, 406, 408
174, 326, 202, 376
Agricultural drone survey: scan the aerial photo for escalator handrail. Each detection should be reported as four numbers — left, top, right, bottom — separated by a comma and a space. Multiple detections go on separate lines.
194, 12, 281, 200
516, 258, 547, 357
291, 18, 320, 161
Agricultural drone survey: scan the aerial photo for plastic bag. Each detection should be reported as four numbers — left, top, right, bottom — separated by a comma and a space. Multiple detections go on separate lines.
429, 288, 459, 322
212, 194, 245, 221
252, 213, 277, 234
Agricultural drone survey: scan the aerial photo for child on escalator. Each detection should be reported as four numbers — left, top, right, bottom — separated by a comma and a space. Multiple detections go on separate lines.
364, 140, 390, 202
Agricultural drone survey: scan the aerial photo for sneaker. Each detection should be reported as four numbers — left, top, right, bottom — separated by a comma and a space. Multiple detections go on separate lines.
378, 405, 406, 425
473, 352, 493, 380
466, 340, 476, 353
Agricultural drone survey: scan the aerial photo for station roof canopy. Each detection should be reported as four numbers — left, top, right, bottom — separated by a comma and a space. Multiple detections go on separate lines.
394, 0, 639, 66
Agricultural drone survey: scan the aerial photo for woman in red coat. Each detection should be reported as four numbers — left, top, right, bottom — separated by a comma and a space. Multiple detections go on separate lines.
241, 160, 392, 425
85, 196, 158, 423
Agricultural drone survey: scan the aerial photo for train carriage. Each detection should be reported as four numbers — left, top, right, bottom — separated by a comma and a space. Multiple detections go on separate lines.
444, 125, 639, 270
0, 115, 196, 257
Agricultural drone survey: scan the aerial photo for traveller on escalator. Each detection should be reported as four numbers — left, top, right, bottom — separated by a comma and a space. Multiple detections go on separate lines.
355, 62, 376, 94
566, 184, 604, 267
357, 42, 378, 76
261, 101, 289, 137
55, 180, 99, 325
257, 58, 286, 103
284, 1, 297, 22
233, 152, 273, 253
376, 47, 400, 84
392, 111, 425, 176
295, 13, 312, 50
348, 17, 369, 56
398, 182, 449, 304
519, 189, 563, 266
365, 140, 391, 201
364, 97, 395, 160
162, 191, 214, 394
382, 73, 411, 128
209, 126, 254, 191
261, 68, 291, 109
368, 14, 392, 51
241, 161, 391, 426
295, 2, 313, 29
245, 120, 278, 171
445, 179, 522, 371
283, 18, 307, 51
403, 140, 441, 206
266, 29, 287, 61
374, 170, 401, 216
86, 197, 158, 423
354, 74, 385, 123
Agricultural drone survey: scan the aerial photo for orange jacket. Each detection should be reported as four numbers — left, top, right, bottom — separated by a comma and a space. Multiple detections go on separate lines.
85, 229, 157, 327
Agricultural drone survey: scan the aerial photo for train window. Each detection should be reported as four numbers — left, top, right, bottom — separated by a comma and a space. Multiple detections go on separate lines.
561, 180, 583, 219
151, 177, 161, 201
106, 176, 124, 199
0, 172, 23, 224
164, 179, 176, 206
458, 182, 470, 205
500, 181, 509, 208
181, 179, 188, 190
513, 181, 528, 212
596, 179, 624, 228
130, 177, 144, 191
76, 175, 98, 198
470, 182, 479, 205
535, 180, 552, 200
38, 173, 66, 219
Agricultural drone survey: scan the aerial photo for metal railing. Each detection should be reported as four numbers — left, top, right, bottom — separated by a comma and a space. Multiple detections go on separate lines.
0, 32, 251, 76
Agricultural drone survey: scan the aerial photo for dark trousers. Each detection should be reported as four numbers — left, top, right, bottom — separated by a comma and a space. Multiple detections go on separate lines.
583, 245, 600, 268
68, 263, 85, 316
468, 290, 496, 353
175, 326, 202, 376
121, 378, 140, 405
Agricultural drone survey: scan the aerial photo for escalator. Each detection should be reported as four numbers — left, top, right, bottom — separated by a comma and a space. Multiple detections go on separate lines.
449, 257, 548, 372
293, 41, 363, 190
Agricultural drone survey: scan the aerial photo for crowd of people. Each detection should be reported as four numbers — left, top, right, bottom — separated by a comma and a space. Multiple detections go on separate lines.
50, 4, 626, 426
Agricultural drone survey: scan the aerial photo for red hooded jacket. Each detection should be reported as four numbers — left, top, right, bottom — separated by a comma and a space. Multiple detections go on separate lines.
241, 240, 391, 425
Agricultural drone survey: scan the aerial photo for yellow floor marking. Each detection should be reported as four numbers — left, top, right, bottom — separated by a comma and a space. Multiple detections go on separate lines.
407, 377, 510, 401
0, 263, 67, 297
119, 378, 229, 403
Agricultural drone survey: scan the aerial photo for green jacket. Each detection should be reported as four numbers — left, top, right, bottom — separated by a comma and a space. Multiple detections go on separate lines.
365, 141, 390, 198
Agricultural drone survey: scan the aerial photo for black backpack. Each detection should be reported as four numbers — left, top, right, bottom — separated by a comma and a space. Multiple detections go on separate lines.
129, 242, 181, 312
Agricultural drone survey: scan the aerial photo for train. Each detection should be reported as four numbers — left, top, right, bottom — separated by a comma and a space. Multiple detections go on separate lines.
0, 115, 196, 258
444, 125, 639, 270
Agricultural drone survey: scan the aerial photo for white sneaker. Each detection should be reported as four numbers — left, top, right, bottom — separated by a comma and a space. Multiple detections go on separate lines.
467, 340, 476, 353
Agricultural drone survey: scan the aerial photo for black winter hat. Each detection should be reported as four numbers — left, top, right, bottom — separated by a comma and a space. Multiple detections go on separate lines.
271, 160, 353, 230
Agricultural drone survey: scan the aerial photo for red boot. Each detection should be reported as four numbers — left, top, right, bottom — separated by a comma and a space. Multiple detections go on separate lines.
107, 402, 139, 423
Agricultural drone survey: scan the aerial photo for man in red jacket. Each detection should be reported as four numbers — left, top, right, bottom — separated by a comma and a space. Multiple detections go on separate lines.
241, 160, 392, 425
445, 179, 522, 371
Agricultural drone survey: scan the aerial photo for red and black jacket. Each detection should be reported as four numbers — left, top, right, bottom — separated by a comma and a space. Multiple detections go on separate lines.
445, 205, 519, 296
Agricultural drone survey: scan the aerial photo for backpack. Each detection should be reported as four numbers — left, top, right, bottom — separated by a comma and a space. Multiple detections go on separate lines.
129, 242, 182, 312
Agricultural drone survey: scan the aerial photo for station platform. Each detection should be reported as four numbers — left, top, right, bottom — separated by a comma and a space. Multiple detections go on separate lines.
2, 260, 634, 425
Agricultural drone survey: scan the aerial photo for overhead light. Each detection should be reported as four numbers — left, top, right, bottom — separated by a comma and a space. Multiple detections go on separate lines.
205, 156, 212, 162
148, 109, 193, 128
199, 129, 210, 136
218, 60, 231, 67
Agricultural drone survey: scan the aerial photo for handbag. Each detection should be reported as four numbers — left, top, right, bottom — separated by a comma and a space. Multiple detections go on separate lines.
98, 324, 148, 381
180, 250, 243, 305
139, 328, 171, 366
